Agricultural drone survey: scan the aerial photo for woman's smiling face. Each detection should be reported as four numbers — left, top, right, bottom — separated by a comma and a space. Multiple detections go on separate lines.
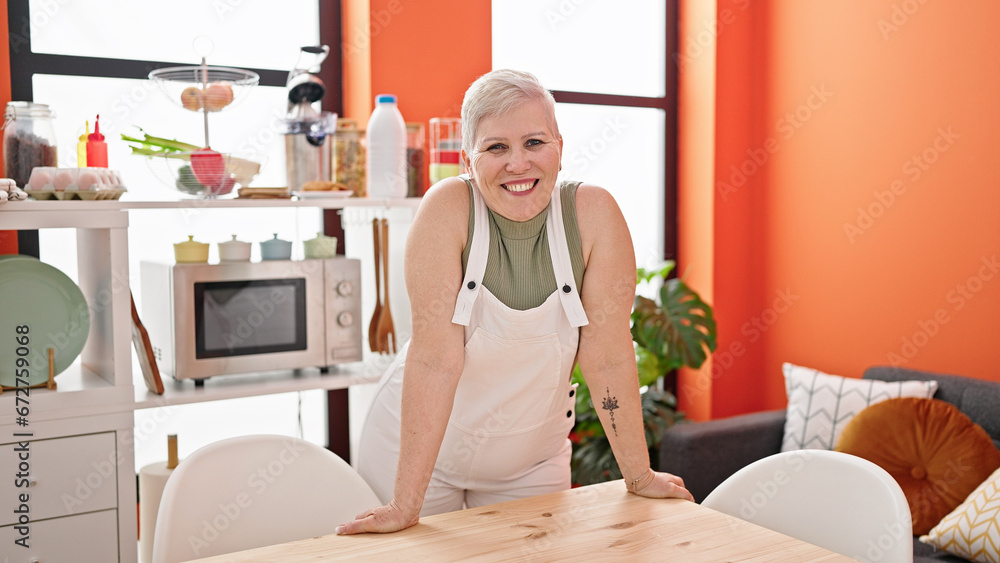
464, 99, 563, 222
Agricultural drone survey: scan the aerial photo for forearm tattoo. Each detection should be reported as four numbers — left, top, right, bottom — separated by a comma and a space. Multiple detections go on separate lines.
602, 387, 620, 436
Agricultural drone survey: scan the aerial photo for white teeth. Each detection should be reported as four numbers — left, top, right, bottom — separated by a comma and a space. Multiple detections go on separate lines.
503, 180, 534, 192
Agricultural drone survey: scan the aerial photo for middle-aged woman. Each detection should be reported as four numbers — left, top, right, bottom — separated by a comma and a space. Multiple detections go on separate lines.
339, 69, 693, 535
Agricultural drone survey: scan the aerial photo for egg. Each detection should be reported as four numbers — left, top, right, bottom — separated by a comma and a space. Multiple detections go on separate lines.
77, 171, 98, 190
53, 171, 74, 191
29, 169, 52, 190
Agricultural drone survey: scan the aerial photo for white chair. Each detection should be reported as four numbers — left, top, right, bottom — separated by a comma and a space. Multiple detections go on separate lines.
151, 434, 380, 563
701, 449, 912, 563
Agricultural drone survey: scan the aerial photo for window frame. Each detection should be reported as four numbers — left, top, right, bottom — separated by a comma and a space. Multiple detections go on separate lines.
547, 1, 678, 263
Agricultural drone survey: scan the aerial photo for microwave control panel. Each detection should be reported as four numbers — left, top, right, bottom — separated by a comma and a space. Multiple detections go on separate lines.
323, 258, 363, 363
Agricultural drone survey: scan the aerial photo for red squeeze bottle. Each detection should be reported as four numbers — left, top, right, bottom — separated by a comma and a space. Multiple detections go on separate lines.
86, 114, 109, 168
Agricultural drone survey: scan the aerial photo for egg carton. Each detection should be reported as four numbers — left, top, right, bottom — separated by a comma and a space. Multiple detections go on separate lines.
25, 167, 127, 200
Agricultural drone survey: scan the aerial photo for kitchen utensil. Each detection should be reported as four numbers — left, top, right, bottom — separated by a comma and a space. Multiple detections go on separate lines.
376, 218, 396, 354
260, 233, 292, 260
282, 110, 337, 192
131, 291, 163, 395
368, 218, 383, 353
281, 45, 337, 192
149, 58, 259, 148
303, 232, 338, 259
218, 235, 252, 262
138, 434, 178, 563
0, 255, 90, 387
174, 235, 209, 263
286, 45, 330, 106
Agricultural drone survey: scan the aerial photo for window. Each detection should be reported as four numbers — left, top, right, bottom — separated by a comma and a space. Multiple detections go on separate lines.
9, 0, 343, 468
492, 0, 678, 268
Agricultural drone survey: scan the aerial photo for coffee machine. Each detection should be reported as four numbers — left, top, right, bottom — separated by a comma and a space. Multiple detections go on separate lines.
281, 45, 337, 192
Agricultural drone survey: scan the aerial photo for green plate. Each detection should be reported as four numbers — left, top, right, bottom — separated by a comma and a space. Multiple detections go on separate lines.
0, 255, 90, 387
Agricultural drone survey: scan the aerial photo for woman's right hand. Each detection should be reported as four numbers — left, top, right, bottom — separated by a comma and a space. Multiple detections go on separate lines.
335, 499, 420, 535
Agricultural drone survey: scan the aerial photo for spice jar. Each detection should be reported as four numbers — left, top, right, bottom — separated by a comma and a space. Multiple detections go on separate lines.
3, 102, 59, 189
331, 118, 366, 197
406, 122, 425, 197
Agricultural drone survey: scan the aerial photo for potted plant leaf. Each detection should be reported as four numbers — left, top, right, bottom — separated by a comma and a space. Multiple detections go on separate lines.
570, 261, 717, 486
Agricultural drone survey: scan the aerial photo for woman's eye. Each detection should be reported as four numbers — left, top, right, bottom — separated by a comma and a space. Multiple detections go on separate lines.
487, 143, 506, 152
526, 139, 543, 147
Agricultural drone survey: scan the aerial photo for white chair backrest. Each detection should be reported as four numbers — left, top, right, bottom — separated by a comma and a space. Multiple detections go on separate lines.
701, 449, 912, 563
152, 434, 380, 563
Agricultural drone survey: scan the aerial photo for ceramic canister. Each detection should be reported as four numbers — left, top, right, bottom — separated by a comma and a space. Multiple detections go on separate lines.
303, 231, 338, 259
173, 235, 209, 263
218, 235, 251, 262
260, 233, 292, 260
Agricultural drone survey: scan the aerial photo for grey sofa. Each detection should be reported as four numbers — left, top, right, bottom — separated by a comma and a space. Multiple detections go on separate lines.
659, 366, 1000, 563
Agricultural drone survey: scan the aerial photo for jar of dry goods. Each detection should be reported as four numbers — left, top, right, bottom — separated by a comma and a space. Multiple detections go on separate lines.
3, 102, 58, 189
331, 118, 366, 197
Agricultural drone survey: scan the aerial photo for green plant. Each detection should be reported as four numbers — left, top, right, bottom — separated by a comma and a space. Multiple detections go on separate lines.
570, 261, 717, 486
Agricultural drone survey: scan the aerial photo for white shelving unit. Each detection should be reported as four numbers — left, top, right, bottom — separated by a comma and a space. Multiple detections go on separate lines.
0, 206, 137, 563
0, 195, 418, 562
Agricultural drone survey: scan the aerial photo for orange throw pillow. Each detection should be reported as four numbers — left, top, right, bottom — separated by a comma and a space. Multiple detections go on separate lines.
836, 397, 1000, 535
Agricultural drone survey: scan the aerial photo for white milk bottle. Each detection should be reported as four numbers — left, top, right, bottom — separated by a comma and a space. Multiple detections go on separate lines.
366, 94, 407, 198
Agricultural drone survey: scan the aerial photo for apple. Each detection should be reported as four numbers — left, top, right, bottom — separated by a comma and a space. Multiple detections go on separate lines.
180, 86, 202, 111
202, 82, 234, 112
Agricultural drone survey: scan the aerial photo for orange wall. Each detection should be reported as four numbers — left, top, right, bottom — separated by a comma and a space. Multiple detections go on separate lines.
342, 0, 491, 194
675, 0, 718, 422
679, 0, 1000, 420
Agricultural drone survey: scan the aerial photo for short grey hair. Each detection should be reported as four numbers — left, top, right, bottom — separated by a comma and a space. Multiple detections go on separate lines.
461, 69, 559, 156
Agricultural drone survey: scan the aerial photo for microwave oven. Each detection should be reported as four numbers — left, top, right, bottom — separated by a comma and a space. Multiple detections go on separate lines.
139, 258, 362, 383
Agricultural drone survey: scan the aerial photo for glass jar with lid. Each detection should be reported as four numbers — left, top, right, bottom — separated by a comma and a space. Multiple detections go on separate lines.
3, 102, 59, 189
331, 118, 366, 197
406, 122, 425, 197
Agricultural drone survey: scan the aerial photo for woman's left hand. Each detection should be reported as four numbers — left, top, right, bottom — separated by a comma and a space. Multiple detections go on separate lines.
631, 470, 694, 501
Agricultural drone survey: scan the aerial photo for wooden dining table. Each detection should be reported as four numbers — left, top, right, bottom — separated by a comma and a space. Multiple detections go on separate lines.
190, 480, 856, 562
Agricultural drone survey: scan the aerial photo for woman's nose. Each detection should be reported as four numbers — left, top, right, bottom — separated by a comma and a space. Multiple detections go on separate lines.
505, 147, 531, 172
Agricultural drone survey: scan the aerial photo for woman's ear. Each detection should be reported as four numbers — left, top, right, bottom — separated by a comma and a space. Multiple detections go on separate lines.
461, 149, 471, 176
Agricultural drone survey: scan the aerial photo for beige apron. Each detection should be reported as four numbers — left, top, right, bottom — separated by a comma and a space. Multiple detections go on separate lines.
357, 179, 589, 515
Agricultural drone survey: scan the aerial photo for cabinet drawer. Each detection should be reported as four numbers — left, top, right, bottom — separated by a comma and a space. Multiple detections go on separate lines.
0, 432, 118, 526
0, 509, 118, 563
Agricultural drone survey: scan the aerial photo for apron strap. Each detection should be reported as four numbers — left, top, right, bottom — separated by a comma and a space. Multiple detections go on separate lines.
452, 175, 489, 326
547, 184, 590, 328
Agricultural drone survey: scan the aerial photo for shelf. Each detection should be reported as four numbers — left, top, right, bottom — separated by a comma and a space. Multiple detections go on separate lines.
132, 358, 385, 410
0, 196, 423, 213
0, 361, 133, 425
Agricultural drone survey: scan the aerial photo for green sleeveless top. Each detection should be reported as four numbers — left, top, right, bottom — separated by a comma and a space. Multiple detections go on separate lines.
461, 179, 586, 311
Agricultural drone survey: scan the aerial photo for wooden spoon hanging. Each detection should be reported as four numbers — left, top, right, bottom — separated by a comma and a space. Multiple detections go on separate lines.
368, 217, 383, 352
376, 218, 396, 354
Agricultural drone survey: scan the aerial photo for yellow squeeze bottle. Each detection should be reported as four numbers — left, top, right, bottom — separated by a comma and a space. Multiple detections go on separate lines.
77, 121, 89, 167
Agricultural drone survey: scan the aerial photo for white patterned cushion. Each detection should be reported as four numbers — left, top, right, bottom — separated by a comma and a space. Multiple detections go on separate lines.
921, 466, 1000, 563
781, 363, 938, 452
